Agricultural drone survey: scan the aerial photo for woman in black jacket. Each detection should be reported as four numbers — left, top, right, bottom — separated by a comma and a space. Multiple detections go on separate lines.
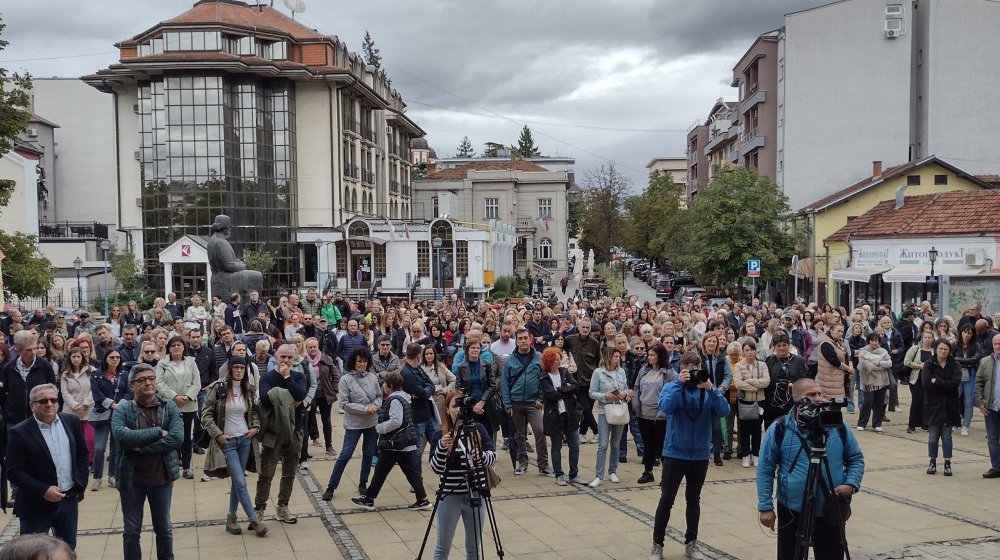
454, 337, 502, 439
922, 338, 962, 476
539, 346, 581, 486
952, 325, 979, 436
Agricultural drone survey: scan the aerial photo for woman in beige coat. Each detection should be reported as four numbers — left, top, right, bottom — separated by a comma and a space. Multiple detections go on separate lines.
60, 347, 96, 463
155, 335, 202, 479
421, 345, 456, 422
732, 340, 770, 468
200, 358, 266, 537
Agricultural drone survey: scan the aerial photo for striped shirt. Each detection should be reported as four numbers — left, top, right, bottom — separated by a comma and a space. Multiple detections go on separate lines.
429, 427, 497, 493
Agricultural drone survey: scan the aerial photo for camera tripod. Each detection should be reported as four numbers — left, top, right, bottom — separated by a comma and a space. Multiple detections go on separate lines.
416, 416, 504, 560
792, 429, 851, 560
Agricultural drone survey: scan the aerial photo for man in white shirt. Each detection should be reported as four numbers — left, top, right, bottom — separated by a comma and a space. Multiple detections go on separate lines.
489, 323, 517, 357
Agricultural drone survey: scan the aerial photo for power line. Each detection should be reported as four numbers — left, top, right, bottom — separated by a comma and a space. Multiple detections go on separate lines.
0, 50, 117, 63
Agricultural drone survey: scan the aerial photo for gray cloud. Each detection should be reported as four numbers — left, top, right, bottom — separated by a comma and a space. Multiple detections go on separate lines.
1, 0, 830, 187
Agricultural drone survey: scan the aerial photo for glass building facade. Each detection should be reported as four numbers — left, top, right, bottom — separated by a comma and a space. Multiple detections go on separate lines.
138, 74, 297, 290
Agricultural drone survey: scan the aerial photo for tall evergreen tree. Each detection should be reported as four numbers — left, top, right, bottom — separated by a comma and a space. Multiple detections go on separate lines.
361, 30, 382, 70
456, 136, 475, 157
514, 125, 541, 157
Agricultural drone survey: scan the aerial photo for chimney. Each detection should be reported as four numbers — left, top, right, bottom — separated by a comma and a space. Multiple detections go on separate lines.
894, 185, 906, 209
872, 160, 882, 178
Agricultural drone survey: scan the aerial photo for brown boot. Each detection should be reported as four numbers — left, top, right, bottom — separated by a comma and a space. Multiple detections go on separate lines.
252, 514, 268, 537
225, 513, 242, 535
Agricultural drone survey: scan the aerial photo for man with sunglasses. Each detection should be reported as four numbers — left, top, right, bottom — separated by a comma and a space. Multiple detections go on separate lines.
5, 383, 89, 549
110, 363, 183, 560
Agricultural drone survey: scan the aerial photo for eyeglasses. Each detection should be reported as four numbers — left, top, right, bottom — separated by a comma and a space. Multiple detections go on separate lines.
33, 398, 59, 405
131, 376, 156, 384
143, 350, 156, 354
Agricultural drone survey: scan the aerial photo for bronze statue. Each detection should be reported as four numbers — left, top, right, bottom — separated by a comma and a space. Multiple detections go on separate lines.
208, 214, 263, 299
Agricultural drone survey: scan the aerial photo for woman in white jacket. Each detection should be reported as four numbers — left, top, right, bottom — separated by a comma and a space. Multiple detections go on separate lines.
155, 335, 202, 479
857, 332, 892, 431
732, 340, 770, 468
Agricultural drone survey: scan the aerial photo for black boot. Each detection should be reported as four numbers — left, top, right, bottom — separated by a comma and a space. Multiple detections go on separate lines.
713, 452, 723, 466
927, 458, 937, 475
943, 460, 953, 477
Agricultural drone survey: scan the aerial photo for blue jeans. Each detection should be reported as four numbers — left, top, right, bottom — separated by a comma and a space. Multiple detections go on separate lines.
927, 423, 953, 459
221, 435, 256, 519
91, 420, 116, 480
985, 409, 1000, 470
595, 413, 624, 479
19, 495, 79, 549
433, 492, 485, 560
959, 374, 975, 428
192, 389, 207, 449
618, 415, 644, 460
550, 413, 580, 479
119, 483, 173, 560
415, 417, 440, 459
326, 427, 377, 490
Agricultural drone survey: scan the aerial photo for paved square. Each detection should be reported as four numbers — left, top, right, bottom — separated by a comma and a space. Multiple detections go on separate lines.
4, 391, 998, 559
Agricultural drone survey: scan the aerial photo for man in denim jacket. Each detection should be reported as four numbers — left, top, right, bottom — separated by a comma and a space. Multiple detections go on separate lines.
756, 378, 865, 560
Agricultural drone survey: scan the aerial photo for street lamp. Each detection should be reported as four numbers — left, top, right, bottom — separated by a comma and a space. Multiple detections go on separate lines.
927, 246, 939, 304
73, 257, 83, 309
432, 236, 443, 301
100, 239, 111, 318
314, 238, 324, 294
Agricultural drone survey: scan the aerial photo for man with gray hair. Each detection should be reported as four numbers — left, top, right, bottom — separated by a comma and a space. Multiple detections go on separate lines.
1, 330, 58, 428
5, 383, 89, 549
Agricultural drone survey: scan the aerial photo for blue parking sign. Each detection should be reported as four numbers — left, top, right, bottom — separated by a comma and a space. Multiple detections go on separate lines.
747, 258, 761, 278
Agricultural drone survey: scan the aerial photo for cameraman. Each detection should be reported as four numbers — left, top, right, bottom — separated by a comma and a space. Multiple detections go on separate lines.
756, 378, 865, 560
649, 352, 730, 560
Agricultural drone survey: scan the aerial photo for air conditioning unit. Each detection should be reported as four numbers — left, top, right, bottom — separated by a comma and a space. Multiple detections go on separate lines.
965, 252, 985, 266
886, 29, 899, 38
25, 127, 38, 138
135, 197, 143, 208
132, 103, 140, 114
133, 150, 142, 161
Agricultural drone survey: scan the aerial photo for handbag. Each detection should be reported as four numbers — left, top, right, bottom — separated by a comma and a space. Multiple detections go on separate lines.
605, 401, 631, 425
486, 466, 502, 489
737, 400, 760, 421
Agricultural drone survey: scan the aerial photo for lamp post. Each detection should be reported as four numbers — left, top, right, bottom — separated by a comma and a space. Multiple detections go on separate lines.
100, 239, 111, 318
927, 246, 939, 305
314, 238, 324, 294
73, 257, 83, 309
432, 236, 443, 301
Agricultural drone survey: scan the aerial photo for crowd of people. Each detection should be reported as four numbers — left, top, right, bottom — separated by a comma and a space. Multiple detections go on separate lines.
1, 284, 998, 559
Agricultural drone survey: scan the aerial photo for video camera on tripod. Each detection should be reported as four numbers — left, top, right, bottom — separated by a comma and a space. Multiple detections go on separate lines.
794, 396, 847, 437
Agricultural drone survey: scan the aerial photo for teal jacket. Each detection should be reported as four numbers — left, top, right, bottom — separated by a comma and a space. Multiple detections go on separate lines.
111, 396, 183, 490
756, 414, 864, 513
499, 348, 542, 408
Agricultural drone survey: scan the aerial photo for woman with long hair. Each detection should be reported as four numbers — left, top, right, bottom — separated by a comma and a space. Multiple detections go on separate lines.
201, 357, 267, 537
922, 339, 962, 476
88, 348, 130, 490
935, 318, 956, 346
155, 336, 201, 479
699, 333, 731, 464
61, 347, 96, 464
47, 332, 67, 366
322, 346, 380, 501
633, 344, 676, 483
953, 325, 978, 436
106, 305, 125, 338
428, 390, 497, 559
421, 344, 456, 422
904, 331, 935, 433
588, 346, 632, 488
732, 340, 770, 468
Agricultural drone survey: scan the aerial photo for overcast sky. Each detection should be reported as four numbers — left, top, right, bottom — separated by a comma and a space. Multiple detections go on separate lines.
1, 0, 829, 189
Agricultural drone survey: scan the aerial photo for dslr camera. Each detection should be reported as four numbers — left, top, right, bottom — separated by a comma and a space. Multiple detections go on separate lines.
694, 369, 711, 384
455, 395, 479, 423
795, 397, 846, 433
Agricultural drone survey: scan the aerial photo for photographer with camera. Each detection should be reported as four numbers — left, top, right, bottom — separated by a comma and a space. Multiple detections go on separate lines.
649, 351, 730, 560
428, 391, 497, 559
756, 378, 865, 560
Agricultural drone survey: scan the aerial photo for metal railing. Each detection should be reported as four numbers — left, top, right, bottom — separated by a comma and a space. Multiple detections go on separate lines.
344, 118, 361, 135
362, 169, 375, 185
39, 221, 109, 240
343, 164, 360, 180
389, 180, 400, 194
362, 126, 376, 143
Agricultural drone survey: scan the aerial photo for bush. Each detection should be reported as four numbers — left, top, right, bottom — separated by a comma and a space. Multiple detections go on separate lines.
489, 275, 522, 300
596, 264, 625, 297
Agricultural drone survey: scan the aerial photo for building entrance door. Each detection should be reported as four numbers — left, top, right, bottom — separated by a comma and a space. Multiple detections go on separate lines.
173, 263, 207, 301
351, 254, 371, 289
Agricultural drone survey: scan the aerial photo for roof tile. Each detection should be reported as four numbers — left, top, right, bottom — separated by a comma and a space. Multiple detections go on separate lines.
825, 190, 1000, 241
422, 160, 550, 181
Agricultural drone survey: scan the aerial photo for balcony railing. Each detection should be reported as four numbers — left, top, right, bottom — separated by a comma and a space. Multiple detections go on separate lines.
391, 145, 409, 159
39, 221, 109, 240
516, 217, 537, 230
362, 169, 375, 185
740, 87, 766, 114
739, 127, 765, 156
344, 118, 361, 135
401, 184, 411, 197
361, 126, 376, 143
343, 164, 360, 180
389, 180, 400, 194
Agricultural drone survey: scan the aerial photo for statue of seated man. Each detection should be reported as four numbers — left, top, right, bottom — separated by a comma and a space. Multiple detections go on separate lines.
207, 214, 263, 298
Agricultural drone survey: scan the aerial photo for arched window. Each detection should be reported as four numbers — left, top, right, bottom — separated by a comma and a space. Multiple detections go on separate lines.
538, 238, 553, 260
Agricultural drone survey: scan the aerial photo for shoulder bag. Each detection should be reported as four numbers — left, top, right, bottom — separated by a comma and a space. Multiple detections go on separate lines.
602, 370, 630, 426
736, 362, 763, 421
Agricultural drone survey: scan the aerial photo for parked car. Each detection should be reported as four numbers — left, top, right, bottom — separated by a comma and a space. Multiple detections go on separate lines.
674, 285, 706, 304
654, 277, 673, 299
660, 276, 697, 300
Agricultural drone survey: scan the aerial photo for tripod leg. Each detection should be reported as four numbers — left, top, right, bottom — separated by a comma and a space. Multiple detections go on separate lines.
820, 457, 852, 560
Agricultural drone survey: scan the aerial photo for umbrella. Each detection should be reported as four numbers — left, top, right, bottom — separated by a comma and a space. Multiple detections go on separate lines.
572, 249, 584, 277
587, 249, 595, 278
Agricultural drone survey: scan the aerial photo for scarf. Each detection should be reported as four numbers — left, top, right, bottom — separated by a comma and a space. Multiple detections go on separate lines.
306, 351, 322, 370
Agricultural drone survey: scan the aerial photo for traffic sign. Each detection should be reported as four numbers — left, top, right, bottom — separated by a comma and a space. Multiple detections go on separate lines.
926, 275, 939, 284
747, 258, 761, 278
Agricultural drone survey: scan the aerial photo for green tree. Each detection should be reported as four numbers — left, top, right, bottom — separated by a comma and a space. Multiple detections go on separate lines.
681, 166, 794, 286
482, 142, 505, 158
624, 171, 685, 262
566, 195, 584, 238
513, 125, 540, 157
0, 17, 53, 299
109, 244, 145, 293
243, 247, 275, 275
361, 30, 382, 70
579, 163, 631, 264
456, 136, 475, 157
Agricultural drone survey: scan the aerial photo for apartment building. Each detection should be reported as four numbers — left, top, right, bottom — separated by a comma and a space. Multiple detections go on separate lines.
82, 0, 424, 291
733, 30, 780, 185
684, 123, 709, 200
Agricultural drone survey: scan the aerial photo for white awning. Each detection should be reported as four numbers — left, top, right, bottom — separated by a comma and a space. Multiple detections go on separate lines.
881, 266, 985, 283
830, 267, 891, 283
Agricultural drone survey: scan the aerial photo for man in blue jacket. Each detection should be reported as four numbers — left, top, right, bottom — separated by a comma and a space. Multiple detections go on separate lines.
650, 352, 730, 560
500, 328, 549, 476
756, 378, 865, 560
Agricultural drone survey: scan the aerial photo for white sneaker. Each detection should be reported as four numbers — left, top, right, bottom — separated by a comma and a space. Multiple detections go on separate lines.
200, 474, 216, 482
609, 473, 620, 483
751, 455, 758, 467
649, 543, 664, 560
588, 477, 602, 488
874, 427, 883, 432
589, 435, 598, 444
685, 541, 707, 560
961, 427, 969, 436
741, 456, 751, 468
856, 426, 865, 431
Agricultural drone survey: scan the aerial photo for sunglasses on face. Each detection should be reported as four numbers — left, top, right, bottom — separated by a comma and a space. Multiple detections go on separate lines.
33, 398, 59, 405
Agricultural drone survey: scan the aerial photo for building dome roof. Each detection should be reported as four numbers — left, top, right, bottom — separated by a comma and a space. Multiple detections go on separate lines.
410, 137, 430, 149
428, 148, 438, 159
